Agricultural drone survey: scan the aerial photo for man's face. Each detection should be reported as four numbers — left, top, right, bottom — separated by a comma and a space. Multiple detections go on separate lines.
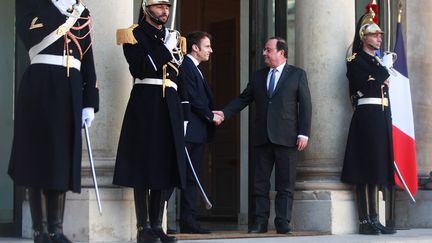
193, 37, 213, 63
263, 39, 285, 68
363, 33, 382, 51
147, 4, 170, 24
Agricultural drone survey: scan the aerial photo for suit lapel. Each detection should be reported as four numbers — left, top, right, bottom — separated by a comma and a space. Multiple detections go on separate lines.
272, 64, 292, 96
195, 62, 214, 102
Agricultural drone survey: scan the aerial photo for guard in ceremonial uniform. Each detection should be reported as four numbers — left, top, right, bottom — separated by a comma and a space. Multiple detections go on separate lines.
9, 1, 99, 243
342, 8, 396, 235
113, 1, 188, 242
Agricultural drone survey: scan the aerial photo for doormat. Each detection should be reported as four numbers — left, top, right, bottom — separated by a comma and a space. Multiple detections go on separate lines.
175, 231, 330, 240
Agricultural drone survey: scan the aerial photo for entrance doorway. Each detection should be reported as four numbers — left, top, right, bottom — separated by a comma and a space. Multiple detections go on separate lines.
180, 0, 241, 222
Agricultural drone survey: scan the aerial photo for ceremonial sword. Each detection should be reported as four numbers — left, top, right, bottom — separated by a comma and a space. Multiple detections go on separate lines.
184, 147, 212, 209
83, 123, 103, 215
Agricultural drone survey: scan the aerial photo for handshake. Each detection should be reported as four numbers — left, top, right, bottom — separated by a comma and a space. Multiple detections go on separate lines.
212, 110, 225, 126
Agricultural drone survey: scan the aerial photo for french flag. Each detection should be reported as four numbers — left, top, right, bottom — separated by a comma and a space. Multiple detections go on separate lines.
389, 21, 418, 203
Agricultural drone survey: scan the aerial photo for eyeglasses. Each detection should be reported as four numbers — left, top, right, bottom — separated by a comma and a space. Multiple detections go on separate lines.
263, 47, 277, 53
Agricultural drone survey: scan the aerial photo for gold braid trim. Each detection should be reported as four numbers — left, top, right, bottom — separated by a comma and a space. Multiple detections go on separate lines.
167, 62, 179, 76
179, 36, 187, 55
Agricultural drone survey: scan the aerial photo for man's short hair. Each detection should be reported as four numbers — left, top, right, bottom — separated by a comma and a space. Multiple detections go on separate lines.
186, 31, 212, 54
268, 36, 288, 58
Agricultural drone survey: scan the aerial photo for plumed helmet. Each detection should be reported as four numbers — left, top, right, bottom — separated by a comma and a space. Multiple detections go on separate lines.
142, 0, 171, 8
359, 8, 384, 39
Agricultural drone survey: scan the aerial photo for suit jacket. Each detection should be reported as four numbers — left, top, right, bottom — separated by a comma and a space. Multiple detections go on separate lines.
180, 56, 215, 143
223, 63, 312, 147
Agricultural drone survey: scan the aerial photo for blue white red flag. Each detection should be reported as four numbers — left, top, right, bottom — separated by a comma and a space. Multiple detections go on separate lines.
389, 22, 418, 203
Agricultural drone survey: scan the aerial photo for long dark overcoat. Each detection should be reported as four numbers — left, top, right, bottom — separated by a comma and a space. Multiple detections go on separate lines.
113, 20, 188, 190
341, 50, 394, 185
9, 0, 99, 193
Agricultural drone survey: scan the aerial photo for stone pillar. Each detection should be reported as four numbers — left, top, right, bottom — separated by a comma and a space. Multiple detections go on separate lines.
74, 0, 135, 242
22, 1, 137, 242
395, 0, 432, 228
293, 0, 369, 234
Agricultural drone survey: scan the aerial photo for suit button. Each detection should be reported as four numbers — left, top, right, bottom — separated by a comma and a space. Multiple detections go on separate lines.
269, 101, 272, 104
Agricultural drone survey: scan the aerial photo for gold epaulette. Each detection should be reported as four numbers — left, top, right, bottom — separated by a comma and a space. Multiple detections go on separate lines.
179, 36, 187, 55
346, 52, 357, 62
116, 24, 139, 45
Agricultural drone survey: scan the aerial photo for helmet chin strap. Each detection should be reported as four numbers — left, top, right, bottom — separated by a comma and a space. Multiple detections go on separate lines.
145, 8, 166, 26
367, 43, 379, 51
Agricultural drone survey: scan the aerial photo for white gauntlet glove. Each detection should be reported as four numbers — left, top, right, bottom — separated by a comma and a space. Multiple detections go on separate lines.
382, 52, 396, 69
82, 107, 95, 128
382, 52, 398, 76
164, 31, 177, 52
52, 0, 77, 14
184, 121, 188, 136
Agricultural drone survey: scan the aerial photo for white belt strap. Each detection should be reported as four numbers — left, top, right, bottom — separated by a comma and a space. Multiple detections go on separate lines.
357, 97, 388, 106
31, 54, 81, 70
28, 3, 85, 60
134, 78, 178, 91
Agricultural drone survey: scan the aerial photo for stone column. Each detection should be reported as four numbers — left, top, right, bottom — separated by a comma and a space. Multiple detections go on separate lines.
75, 0, 136, 242
395, 0, 432, 228
23, 1, 137, 242
293, 0, 362, 234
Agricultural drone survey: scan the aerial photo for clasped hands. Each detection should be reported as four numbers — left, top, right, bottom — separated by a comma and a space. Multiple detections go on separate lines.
212, 110, 224, 126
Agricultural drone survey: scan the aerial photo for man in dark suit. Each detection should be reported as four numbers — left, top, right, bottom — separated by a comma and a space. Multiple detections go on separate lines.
178, 31, 223, 234
215, 37, 312, 234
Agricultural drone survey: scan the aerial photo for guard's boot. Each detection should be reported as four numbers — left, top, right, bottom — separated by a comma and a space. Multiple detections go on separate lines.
46, 190, 72, 243
134, 189, 161, 243
28, 188, 52, 243
356, 184, 380, 235
150, 190, 177, 242
368, 185, 397, 234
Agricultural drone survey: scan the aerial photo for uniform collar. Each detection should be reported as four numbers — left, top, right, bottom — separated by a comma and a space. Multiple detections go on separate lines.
140, 19, 166, 41
358, 50, 380, 65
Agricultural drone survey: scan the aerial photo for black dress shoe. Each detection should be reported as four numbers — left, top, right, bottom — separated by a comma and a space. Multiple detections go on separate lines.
370, 218, 397, 234
167, 227, 177, 234
34, 231, 53, 243
248, 223, 268, 233
275, 223, 291, 234
49, 233, 72, 243
180, 223, 211, 234
359, 220, 380, 235
137, 227, 161, 243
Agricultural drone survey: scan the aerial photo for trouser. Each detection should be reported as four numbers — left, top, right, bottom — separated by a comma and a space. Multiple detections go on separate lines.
253, 143, 298, 225
180, 142, 205, 224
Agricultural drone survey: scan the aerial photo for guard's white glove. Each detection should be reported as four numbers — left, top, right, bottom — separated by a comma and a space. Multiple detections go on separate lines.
184, 121, 188, 136
382, 52, 396, 69
51, 0, 77, 14
82, 107, 95, 128
164, 31, 177, 52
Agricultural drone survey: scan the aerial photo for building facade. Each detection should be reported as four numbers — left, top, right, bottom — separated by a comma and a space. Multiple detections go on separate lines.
1, 0, 432, 241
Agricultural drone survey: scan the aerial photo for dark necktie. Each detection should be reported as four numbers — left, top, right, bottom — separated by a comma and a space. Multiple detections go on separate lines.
268, 69, 276, 97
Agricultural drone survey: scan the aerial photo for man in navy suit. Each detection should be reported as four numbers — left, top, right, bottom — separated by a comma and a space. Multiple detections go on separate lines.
178, 31, 223, 234
215, 37, 312, 234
